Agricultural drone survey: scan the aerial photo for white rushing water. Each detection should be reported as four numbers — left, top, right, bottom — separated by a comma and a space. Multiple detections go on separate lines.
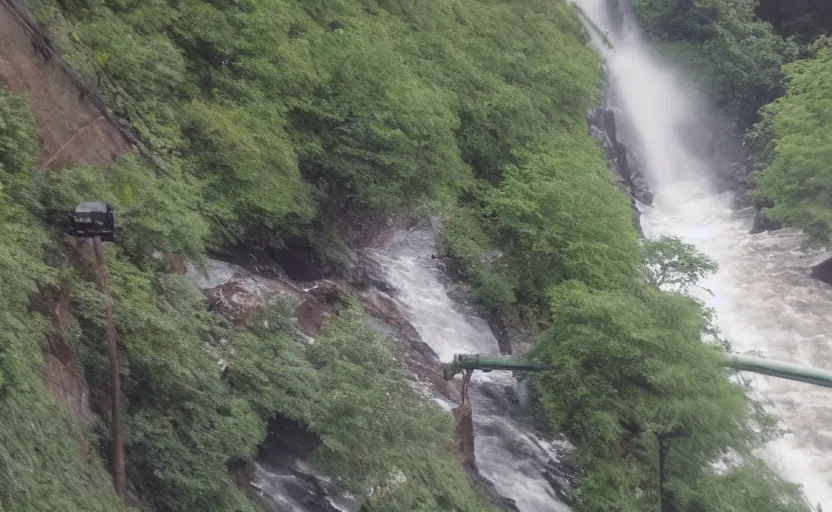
576, 0, 832, 507
370, 227, 573, 512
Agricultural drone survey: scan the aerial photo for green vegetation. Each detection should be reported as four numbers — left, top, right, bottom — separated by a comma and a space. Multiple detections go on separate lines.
0, 86, 123, 512
747, 37, 832, 243
532, 245, 806, 511
0, 83, 489, 510
2, 0, 817, 510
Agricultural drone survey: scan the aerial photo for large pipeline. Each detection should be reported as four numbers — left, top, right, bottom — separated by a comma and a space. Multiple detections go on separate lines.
442, 352, 832, 389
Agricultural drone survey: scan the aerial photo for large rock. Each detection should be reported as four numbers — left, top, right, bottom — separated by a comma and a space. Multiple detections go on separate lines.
588, 106, 653, 232
187, 259, 301, 325
810, 252, 832, 286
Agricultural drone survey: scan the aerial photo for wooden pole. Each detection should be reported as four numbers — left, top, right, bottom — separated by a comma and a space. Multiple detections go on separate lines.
92, 236, 126, 502
658, 437, 668, 512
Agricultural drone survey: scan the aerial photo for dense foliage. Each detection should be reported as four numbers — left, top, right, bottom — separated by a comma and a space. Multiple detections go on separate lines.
0, 83, 489, 510
0, 86, 123, 512
747, 37, 832, 242
532, 254, 806, 511
4, 0, 818, 510
757, 0, 832, 42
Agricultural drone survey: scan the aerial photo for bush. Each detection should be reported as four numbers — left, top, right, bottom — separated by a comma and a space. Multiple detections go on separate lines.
0, 83, 123, 511
749, 38, 832, 243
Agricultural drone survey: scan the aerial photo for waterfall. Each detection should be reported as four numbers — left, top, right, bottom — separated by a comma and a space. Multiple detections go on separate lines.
576, 0, 832, 507
369, 226, 575, 511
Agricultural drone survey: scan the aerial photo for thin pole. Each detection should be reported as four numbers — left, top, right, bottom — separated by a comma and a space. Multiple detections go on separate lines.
92, 236, 126, 502
658, 438, 667, 512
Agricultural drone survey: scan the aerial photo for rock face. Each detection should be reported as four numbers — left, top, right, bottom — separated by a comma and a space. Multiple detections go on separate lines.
487, 306, 532, 356
361, 287, 462, 402
187, 259, 302, 325
810, 253, 832, 286
750, 206, 783, 235
187, 255, 525, 510
588, 106, 653, 231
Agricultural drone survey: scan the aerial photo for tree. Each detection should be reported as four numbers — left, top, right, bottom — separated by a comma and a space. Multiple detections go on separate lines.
641, 236, 718, 292
749, 37, 832, 243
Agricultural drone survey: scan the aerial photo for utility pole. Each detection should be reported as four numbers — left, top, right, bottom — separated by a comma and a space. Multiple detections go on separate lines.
69, 202, 125, 503
655, 429, 688, 512
92, 235, 126, 500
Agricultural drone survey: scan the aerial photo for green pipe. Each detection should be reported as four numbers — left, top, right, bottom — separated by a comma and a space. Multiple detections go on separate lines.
441, 353, 554, 380
721, 353, 832, 389
441, 352, 832, 390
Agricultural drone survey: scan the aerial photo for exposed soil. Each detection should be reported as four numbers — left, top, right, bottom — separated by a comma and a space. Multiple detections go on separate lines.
1, 1, 133, 438
0, 1, 131, 169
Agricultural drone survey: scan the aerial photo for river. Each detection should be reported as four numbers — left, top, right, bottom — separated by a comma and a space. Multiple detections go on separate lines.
576, 0, 832, 507
369, 226, 574, 511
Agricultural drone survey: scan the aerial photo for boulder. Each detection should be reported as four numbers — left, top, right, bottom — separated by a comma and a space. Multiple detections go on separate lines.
810, 253, 832, 286
749, 206, 782, 235
187, 259, 301, 325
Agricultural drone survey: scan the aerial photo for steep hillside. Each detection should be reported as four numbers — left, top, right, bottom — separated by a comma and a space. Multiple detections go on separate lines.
0, 0, 815, 510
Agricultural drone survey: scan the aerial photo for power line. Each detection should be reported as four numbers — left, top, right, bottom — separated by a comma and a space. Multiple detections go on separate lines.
0, 0, 173, 178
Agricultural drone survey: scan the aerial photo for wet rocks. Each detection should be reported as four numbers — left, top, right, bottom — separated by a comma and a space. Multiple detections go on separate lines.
542, 452, 580, 505
810, 253, 832, 286
361, 286, 462, 403
248, 416, 355, 512
487, 306, 533, 356
588, 106, 653, 231
187, 259, 301, 326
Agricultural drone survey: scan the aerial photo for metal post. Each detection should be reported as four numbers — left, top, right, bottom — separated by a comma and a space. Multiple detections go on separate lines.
92, 236, 126, 502
658, 437, 667, 512
655, 429, 687, 512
